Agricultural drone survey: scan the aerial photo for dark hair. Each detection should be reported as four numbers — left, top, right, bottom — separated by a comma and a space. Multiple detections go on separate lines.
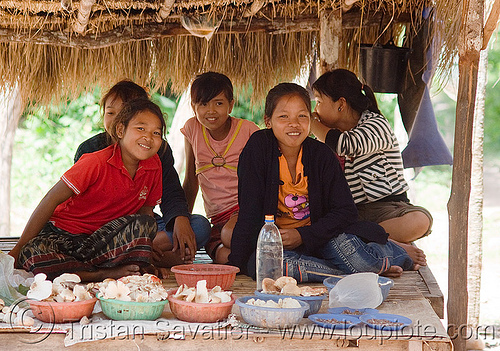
101, 80, 149, 110
190, 72, 234, 105
312, 69, 380, 115
109, 99, 166, 142
264, 83, 312, 118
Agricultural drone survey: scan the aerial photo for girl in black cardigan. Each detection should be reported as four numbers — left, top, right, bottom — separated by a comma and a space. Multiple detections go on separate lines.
228, 83, 419, 282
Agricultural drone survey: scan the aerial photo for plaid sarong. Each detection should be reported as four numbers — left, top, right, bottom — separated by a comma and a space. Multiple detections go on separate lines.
19, 214, 157, 280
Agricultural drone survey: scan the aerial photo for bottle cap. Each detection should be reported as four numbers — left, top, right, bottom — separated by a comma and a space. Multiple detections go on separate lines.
264, 215, 274, 221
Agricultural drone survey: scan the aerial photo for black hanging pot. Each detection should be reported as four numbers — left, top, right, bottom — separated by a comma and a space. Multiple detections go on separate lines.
358, 41, 411, 93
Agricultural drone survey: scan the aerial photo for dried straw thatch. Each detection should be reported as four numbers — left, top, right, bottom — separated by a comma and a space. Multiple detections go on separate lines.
0, 0, 463, 105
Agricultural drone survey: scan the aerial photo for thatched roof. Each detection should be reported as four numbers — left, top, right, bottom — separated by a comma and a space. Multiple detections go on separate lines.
0, 0, 462, 105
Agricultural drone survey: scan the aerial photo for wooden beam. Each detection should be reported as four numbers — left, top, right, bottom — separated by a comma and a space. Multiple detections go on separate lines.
482, 0, 500, 49
0, 10, 413, 49
319, 9, 342, 73
0, 17, 321, 49
447, 0, 484, 350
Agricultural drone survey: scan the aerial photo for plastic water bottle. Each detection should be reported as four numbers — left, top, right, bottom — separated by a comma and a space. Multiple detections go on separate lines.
256, 215, 283, 291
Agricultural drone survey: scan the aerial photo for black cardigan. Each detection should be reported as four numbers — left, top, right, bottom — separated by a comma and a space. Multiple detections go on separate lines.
227, 129, 388, 276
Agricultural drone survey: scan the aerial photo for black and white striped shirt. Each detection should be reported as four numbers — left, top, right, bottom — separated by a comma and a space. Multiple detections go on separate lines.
325, 110, 409, 204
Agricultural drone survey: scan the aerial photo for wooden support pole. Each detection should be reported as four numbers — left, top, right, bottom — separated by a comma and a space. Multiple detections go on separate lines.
447, 0, 483, 350
319, 9, 342, 74
482, 0, 500, 49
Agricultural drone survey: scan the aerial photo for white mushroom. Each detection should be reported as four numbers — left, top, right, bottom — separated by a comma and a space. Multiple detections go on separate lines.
27, 273, 53, 301
80, 316, 90, 325
211, 286, 222, 293
264, 300, 280, 308
174, 284, 186, 297
274, 276, 297, 289
281, 282, 301, 296
136, 294, 149, 303
299, 286, 327, 296
212, 291, 232, 303
262, 278, 279, 293
3, 312, 14, 323
281, 297, 302, 308
14, 314, 34, 327
57, 288, 76, 302
53, 273, 81, 286
195, 280, 209, 303
209, 295, 221, 303
102, 280, 131, 301
185, 291, 196, 302
73, 284, 92, 301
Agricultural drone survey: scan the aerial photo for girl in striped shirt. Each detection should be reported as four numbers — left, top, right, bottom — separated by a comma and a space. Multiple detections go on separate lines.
310, 69, 430, 261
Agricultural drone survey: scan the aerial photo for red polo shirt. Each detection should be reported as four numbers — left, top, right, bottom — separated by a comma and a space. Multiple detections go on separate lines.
50, 144, 162, 234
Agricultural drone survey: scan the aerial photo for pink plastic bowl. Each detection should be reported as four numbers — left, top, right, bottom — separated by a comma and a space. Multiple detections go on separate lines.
170, 264, 240, 290
167, 288, 236, 323
28, 298, 97, 323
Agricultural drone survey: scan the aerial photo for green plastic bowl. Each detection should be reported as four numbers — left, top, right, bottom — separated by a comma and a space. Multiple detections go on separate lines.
98, 296, 168, 320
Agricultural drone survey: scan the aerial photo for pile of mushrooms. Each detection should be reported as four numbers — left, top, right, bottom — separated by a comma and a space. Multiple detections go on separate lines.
262, 277, 327, 296
245, 297, 302, 309
0, 298, 35, 326
173, 280, 232, 303
97, 274, 168, 302
27, 273, 93, 302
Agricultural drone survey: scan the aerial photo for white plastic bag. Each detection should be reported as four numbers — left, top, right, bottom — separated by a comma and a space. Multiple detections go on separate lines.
328, 272, 383, 309
0, 251, 34, 305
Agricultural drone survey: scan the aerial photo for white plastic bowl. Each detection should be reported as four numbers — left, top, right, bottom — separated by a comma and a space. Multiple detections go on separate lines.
236, 296, 308, 329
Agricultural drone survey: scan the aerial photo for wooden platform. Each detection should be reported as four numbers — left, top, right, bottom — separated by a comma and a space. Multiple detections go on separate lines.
0, 269, 450, 350
1, 236, 448, 350
0, 236, 445, 318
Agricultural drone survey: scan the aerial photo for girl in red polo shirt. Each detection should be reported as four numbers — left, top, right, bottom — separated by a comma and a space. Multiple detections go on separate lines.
10, 99, 166, 281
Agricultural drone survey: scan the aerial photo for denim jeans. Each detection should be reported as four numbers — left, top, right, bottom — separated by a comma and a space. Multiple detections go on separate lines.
283, 233, 413, 283
156, 214, 211, 249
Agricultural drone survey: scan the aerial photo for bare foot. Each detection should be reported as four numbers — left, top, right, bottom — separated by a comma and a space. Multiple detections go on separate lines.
391, 240, 427, 266
381, 265, 403, 278
153, 250, 192, 268
77, 264, 141, 282
141, 264, 169, 279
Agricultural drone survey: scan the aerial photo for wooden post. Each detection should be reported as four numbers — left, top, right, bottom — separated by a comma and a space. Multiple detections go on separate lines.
447, 0, 484, 350
319, 9, 342, 74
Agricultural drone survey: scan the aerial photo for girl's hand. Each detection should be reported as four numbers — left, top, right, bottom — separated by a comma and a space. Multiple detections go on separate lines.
279, 228, 303, 250
172, 216, 197, 262
310, 113, 330, 142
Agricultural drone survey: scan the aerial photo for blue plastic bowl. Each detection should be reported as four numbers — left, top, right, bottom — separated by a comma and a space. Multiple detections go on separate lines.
236, 296, 309, 329
323, 275, 394, 301
254, 290, 326, 317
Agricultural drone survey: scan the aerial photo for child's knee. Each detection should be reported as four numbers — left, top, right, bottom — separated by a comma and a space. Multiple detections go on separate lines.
152, 231, 173, 251
220, 225, 233, 247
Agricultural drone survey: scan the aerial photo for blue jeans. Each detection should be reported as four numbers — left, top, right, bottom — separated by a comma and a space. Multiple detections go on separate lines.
156, 214, 211, 249
283, 233, 413, 283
